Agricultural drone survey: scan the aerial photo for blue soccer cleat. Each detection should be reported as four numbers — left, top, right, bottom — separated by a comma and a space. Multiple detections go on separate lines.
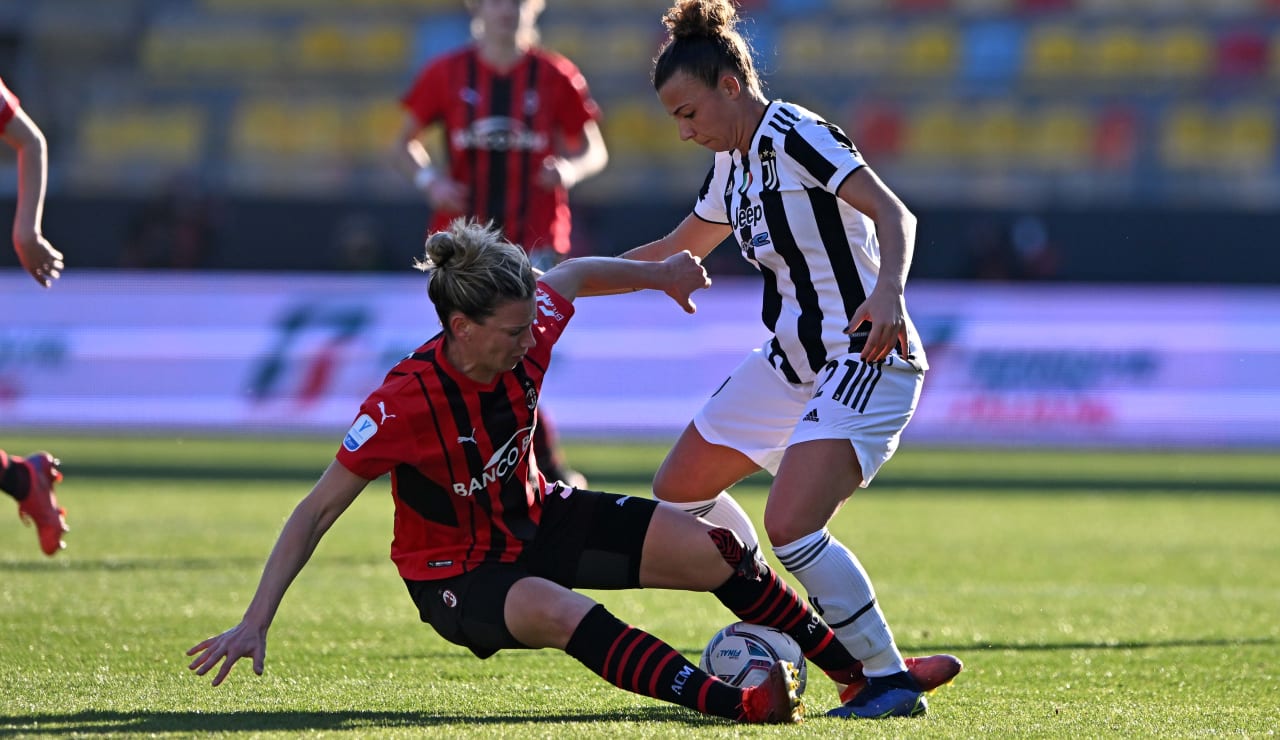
827, 670, 927, 719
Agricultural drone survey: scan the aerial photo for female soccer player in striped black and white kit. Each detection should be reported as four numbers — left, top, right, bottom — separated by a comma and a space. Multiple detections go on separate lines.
619, 0, 961, 720
188, 220, 892, 725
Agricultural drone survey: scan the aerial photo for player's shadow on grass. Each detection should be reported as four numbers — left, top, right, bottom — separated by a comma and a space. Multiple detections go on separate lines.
0, 707, 721, 736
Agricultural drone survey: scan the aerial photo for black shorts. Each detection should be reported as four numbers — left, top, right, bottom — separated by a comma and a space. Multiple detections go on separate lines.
403, 486, 656, 658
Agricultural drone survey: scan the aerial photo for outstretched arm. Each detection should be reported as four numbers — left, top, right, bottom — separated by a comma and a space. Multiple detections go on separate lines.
836, 166, 917, 362
2, 107, 63, 287
539, 251, 711, 313
619, 212, 732, 264
186, 461, 369, 686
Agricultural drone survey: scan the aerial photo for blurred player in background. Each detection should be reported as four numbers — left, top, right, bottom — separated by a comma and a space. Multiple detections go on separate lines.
0, 75, 68, 556
184, 220, 911, 724
618, 0, 959, 719
392, 0, 606, 488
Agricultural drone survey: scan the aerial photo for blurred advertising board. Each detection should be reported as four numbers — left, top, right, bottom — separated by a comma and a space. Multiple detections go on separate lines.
3, 271, 1278, 448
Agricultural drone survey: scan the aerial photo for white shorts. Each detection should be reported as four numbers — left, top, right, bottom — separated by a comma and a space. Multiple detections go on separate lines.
693, 348, 923, 487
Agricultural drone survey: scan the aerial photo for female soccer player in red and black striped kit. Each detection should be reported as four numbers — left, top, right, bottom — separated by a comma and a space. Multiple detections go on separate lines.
392, 0, 606, 489
0, 74, 69, 556
188, 220, 875, 724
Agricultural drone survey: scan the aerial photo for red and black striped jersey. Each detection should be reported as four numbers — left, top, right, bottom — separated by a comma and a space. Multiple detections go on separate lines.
336, 283, 574, 581
0, 77, 20, 134
401, 45, 601, 258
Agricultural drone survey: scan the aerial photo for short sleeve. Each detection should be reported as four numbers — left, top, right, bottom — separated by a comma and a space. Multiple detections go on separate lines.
547, 54, 600, 142
532, 281, 573, 340
783, 118, 866, 194
400, 56, 449, 127
0, 77, 19, 135
692, 158, 730, 225
334, 390, 419, 481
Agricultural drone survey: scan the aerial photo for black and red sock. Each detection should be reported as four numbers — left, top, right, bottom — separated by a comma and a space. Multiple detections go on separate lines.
0, 450, 31, 501
564, 604, 745, 720
710, 538, 861, 679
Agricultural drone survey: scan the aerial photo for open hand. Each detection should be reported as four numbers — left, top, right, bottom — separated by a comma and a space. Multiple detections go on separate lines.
186, 620, 267, 687
847, 289, 908, 362
14, 231, 63, 288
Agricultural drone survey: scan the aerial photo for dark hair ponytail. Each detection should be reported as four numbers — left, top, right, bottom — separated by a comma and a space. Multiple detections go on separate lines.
653, 0, 763, 96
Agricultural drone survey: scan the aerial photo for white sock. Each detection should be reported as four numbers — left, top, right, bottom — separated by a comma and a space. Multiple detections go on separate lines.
773, 528, 906, 677
673, 492, 760, 551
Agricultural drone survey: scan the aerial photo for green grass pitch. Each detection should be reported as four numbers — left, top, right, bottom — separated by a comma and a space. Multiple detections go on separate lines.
2, 434, 1277, 737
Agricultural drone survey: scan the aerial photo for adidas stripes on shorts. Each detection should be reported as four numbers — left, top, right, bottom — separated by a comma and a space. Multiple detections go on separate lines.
692, 347, 923, 488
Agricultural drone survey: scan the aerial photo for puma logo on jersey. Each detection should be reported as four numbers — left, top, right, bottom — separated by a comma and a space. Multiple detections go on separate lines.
377, 401, 397, 424
457, 430, 477, 444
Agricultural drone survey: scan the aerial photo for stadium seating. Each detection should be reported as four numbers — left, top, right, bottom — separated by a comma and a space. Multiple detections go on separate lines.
73, 103, 207, 190
1149, 26, 1212, 82
1023, 23, 1082, 79
11, 0, 1280, 207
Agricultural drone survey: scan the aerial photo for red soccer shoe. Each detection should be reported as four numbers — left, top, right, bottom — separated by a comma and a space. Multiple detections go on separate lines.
740, 660, 805, 724
833, 654, 963, 705
16, 452, 68, 556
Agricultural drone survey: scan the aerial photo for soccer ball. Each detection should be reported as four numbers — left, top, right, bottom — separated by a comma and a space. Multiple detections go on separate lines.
698, 621, 807, 694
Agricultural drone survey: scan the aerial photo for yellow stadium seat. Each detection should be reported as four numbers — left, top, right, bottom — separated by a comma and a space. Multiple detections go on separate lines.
897, 24, 959, 79
230, 98, 290, 159
1023, 24, 1081, 80
540, 24, 588, 66
351, 96, 405, 159
291, 21, 410, 75
294, 22, 347, 73
966, 102, 1023, 168
779, 22, 829, 75
1024, 105, 1091, 171
141, 24, 280, 80
902, 102, 962, 166
78, 104, 206, 167
835, 23, 894, 78
598, 25, 661, 75
232, 97, 344, 159
601, 100, 668, 160
1086, 26, 1147, 81
1218, 104, 1274, 173
1150, 26, 1211, 82
1159, 103, 1211, 170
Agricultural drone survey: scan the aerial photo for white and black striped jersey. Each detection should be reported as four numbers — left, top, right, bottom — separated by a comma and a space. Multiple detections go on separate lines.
693, 100, 927, 384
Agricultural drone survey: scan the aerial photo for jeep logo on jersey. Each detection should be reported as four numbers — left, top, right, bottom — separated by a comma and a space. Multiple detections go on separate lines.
734, 204, 764, 229
342, 414, 378, 451
452, 425, 534, 496
451, 117, 548, 152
